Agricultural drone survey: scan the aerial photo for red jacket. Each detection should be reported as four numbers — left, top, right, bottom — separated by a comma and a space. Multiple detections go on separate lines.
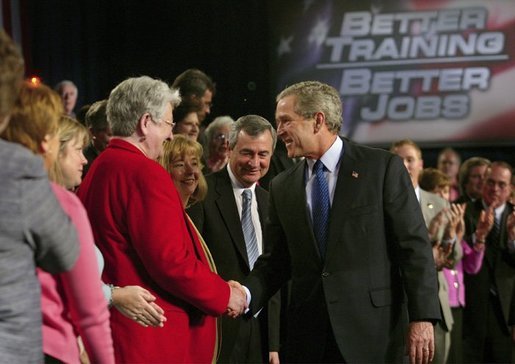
78, 139, 229, 363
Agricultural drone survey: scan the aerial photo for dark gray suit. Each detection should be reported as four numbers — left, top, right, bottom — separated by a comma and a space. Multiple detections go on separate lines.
245, 138, 440, 363
188, 167, 280, 363
463, 199, 515, 363
0, 140, 78, 363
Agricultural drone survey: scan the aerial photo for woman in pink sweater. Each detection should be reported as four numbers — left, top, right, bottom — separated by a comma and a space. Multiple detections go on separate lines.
2, 81, 114, 363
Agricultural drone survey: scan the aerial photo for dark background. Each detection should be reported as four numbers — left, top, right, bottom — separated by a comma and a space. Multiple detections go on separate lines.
24, 0, 514, 167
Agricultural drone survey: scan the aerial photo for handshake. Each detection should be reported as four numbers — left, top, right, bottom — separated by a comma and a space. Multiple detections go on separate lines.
226, 280, 248, 318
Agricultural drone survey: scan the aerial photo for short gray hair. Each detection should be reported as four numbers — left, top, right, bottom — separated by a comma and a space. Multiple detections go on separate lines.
107, 76, 181, 137
54, 80, 77, 93
205, 115, 235, 143
229, 114, 277, 151
276, 81, 342, 134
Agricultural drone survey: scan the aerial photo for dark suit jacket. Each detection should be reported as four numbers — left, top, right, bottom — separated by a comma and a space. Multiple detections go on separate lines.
245, 138, 441, 363
463, 199, 515, 335
188, 168, 280, 362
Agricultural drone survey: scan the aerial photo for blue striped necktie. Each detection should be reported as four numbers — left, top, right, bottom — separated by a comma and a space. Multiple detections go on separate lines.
312, 160, 330, 259
242, 189, 259, 269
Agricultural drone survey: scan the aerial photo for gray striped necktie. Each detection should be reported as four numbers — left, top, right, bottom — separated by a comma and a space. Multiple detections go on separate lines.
242, 189, 259, 269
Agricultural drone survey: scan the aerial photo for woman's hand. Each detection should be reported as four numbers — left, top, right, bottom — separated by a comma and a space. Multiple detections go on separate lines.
112, 285, 166, 327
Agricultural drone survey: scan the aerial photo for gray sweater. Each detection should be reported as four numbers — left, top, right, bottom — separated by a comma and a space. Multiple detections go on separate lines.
0, 139, 79, 363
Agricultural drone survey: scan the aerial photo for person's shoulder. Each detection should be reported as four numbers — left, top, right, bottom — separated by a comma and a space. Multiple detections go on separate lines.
0, 139, 46, 179
421, 188, 448, 208
50, 183, 86, 215
342, 137, 392, 161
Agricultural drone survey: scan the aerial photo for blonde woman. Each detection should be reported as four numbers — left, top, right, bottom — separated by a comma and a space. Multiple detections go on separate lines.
159, 135, 207, 207
55, 115, 166, 328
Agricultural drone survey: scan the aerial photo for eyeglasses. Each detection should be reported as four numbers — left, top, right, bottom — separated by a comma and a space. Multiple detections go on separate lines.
214, 133, 228, 141
162, 119, 175, 128
150, 115, 175, 129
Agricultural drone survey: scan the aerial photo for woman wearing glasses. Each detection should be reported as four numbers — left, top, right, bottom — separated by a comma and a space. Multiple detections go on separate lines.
204, 115, 234, 174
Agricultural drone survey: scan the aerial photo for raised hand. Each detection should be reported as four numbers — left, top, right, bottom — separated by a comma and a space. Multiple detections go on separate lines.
428, 209, 448, 243
111, 285, 167, 327
476, 206, 495, 242
226, 280, 247, 318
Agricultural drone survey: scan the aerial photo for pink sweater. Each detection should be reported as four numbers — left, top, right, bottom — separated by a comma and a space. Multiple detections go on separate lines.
37, 184, 114, 363
443, 239, 485, 308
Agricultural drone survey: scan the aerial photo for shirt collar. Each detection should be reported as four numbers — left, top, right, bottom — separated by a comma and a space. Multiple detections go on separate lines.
227, 164, 257, 193
306, 137, 343, 177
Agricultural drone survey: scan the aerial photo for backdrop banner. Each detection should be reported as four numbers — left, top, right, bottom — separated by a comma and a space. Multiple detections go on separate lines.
270, 0, 515, 145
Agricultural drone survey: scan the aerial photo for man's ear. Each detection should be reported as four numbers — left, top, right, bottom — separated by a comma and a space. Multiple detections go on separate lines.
314, 112, 325, 132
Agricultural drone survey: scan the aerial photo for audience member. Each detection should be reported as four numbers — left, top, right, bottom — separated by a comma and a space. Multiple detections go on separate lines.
419, 167, 486, 364
243, 81, 439, 364
455, 157, 491, 203
204, 115, 234, 173
0, 30, 79, 363
391, 140, 458, 364
172, 100, 202, 141
83, 99, 112, 176
172, 68, 215, 125
77, 76, 246, 363
437, 147, 461, 202
188, 115, 281, 363
462, 161, 515, 363
3, 81, 114, 363
159, 135, 207, 207
420, 167, 452, 201
54, 79, 78, 117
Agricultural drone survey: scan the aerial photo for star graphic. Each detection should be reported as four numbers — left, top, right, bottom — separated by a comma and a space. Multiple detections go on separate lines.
308, 18, 329, 47
277, 35, 293, 57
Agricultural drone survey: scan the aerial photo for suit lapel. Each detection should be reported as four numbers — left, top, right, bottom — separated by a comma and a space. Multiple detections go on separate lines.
278, 160, 321, 260
214, 170, 250, 267
324, 139, 357, 266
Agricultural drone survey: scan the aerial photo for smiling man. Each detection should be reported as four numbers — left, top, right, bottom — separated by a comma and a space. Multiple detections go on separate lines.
188, 115, 282, 363
244, 81, 440, 364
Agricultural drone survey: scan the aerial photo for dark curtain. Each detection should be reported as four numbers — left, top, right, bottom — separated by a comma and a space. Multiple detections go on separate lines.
27, 0, 274, 122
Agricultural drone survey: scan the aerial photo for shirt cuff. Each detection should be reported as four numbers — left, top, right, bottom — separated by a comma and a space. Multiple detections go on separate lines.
242, 285, 251, 314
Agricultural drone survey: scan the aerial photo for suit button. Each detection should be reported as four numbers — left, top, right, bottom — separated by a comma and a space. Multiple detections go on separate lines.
322, 272, 330, 278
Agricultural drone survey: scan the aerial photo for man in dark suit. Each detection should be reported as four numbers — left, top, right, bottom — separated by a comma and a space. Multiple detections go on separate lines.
188, 114, 280, 363
455, 157, 491, 204
243, 81, 440, 364
462, 161, 515, 363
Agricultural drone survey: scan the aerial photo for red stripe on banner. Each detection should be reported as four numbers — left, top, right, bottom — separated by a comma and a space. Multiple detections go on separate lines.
2, 0, 12, 35
455, 108, 515, 141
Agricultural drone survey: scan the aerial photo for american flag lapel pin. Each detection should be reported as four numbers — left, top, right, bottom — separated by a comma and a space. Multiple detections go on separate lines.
352, 171, 359, 178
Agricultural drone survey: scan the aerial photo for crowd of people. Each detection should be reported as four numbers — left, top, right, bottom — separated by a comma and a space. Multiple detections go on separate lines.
1, 29, 515, 364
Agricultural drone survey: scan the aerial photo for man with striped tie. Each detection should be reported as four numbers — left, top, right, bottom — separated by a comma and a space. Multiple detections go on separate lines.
462, 161, 515, 363
188, 114, 281, 363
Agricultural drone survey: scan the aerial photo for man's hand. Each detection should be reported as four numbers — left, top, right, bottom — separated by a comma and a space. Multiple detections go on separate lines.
112, 285, 166, 327
226, 280, 247, 318
475, 207, 495, 242
406, 321, 434, 364
269, 351, 280, 364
